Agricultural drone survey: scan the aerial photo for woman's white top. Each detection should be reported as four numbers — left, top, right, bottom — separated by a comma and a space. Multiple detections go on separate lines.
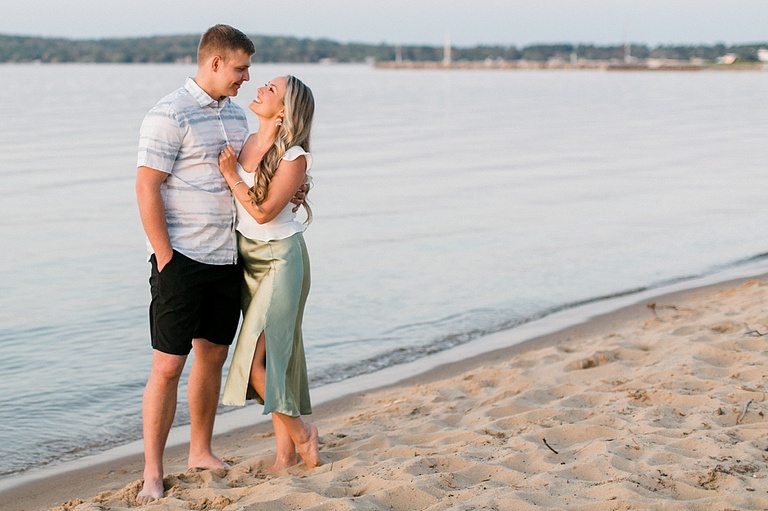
234, 146, 312, 241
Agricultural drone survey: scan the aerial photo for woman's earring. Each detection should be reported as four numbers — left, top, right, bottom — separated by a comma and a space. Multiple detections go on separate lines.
275, 117, 283, 127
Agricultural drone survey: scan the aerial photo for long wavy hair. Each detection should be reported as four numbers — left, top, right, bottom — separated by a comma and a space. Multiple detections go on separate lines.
249, 75, 315, 224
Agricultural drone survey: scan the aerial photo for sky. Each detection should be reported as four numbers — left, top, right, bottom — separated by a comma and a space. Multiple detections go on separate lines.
1, 0, 766, 48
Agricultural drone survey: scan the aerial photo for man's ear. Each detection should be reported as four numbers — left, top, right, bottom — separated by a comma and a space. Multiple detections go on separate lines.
210, 55, 222, 72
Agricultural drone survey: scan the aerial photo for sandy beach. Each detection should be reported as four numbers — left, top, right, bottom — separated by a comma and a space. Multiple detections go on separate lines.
4, 275, 768, 510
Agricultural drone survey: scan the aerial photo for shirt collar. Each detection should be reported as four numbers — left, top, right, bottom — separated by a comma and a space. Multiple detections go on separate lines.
184, 77, 230, 109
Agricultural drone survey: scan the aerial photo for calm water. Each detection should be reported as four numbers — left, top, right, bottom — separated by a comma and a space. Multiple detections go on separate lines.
1, 63, 767, 478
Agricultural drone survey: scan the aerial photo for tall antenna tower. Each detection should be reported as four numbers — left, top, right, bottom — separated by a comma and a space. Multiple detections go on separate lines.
443, 33, 452, 66
623, 19, 631, 64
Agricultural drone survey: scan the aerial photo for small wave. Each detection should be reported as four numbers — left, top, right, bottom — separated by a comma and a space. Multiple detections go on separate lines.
308, 253, 768, 387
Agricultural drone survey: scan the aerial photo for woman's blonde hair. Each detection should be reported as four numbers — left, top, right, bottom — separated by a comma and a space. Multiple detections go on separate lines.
249, 75, 315, 224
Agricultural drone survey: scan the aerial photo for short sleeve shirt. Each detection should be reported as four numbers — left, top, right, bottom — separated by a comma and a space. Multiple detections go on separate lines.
137, 78, 249, 265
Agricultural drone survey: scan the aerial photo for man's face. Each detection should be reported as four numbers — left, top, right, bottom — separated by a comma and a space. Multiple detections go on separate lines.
213, 48, 252, 98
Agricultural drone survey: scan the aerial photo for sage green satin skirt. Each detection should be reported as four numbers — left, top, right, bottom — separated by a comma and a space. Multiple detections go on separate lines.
221, 232, 312, 416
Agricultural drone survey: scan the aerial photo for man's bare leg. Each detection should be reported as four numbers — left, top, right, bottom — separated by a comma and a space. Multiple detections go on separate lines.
137, 351, 186, 505
187, 338, 229, 470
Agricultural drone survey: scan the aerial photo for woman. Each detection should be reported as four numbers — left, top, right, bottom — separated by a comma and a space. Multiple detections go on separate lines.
218, 75, 319, 471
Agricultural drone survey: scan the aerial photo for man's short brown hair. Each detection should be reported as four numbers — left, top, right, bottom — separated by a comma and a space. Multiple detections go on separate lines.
198, 24, 255, 63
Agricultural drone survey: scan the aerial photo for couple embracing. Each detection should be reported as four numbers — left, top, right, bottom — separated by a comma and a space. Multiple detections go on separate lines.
135, 24, 319, 504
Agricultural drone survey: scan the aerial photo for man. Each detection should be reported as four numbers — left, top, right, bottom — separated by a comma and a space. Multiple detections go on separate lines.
134, 24, 254, 504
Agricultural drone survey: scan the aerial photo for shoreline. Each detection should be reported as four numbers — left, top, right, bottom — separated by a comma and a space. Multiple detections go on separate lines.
373, 60, 767, 72
3, 262, 768, 510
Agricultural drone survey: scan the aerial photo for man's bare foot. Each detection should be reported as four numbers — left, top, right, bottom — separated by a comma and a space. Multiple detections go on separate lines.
188, 452, 230, 471
296, 423, 321, 468
136, 475, 164, 505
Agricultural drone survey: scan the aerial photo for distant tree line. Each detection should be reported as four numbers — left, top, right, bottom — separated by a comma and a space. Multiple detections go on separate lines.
0, 34, 764, 64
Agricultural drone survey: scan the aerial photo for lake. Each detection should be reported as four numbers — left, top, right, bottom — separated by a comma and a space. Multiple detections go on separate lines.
0, 62, 767, 478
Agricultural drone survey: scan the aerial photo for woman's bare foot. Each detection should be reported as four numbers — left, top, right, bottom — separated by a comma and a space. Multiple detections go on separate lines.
268, 456, 298, 473
296, 423, 321, 468
136, 475, 164, 505
268, 441, 298, 472
187, 452, 230, 471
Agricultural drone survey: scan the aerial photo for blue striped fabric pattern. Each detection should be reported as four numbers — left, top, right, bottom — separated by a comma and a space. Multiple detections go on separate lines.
138, 78, 249, 264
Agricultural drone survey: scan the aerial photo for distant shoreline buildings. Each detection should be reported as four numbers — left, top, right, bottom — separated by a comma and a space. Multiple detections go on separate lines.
374, 57, 766, 71
375, 39, 768, 71
0, 33, 765, 69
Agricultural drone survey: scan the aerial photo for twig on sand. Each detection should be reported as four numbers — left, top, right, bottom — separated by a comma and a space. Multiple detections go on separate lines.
745, 324, 768, 337
737, 399, 753, 424
542, 438, 559, 454
646, 303, 682, 318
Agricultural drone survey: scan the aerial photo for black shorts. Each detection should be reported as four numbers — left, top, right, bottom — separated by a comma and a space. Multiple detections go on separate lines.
148, 250, 241, 356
